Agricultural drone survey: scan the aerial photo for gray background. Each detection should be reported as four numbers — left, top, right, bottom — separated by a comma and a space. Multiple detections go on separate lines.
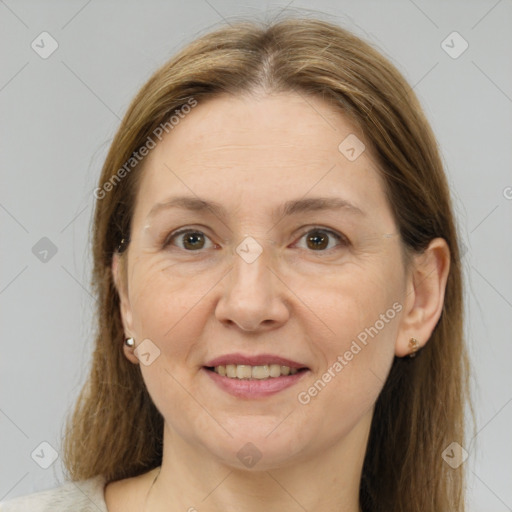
1, 1, 511, 510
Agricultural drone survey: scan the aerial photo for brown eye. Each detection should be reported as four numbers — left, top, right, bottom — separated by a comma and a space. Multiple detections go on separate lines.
295, 228, 347, 252
306, 231, 329, 250
182, 232, 205, 250
164, 229, 213, 251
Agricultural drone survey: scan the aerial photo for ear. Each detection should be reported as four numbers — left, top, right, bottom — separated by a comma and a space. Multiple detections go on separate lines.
112, 252, 139, 365
395, 237, 451, 357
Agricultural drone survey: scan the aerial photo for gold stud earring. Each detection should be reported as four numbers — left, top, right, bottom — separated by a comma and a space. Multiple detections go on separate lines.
408, 337, 420, 357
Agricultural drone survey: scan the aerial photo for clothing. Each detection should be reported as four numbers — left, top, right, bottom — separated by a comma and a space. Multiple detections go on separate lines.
0, 475, 108, 512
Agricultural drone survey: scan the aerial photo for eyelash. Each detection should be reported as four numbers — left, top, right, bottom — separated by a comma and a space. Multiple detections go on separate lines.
162, 226, 349, 253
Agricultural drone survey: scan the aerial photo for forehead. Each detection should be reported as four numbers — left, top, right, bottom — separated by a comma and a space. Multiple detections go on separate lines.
149, 92, 366, 163
132, 92, 390, 225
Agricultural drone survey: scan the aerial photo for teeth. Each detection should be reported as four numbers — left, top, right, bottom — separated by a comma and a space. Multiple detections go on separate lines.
236, 365, 252, 379
252, 365, 270, 379
280, 365, 291, 376
269, 364, 281, 378
212, 364, 300, 379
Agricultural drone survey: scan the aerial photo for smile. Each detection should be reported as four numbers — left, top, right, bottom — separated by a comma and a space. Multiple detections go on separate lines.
207, 364, 303, 379
202, 365, 309, 399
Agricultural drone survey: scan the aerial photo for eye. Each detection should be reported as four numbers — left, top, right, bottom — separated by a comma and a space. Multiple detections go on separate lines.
293, 227, 348, 252
163, 226, 348, 253
164, 229, 215, 251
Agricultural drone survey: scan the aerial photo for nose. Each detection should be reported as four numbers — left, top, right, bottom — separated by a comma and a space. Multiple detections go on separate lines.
214, 239, 290, 332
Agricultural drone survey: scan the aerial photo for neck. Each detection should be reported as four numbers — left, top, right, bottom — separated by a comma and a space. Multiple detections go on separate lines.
146, 410, 372, 512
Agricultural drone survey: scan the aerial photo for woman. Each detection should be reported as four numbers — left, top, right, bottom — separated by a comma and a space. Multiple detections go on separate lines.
1, 16, 471, 512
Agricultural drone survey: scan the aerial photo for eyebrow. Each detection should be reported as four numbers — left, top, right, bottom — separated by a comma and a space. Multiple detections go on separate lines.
147, 195, 365, 221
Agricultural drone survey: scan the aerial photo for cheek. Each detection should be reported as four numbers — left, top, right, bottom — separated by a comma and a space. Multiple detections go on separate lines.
302, 257, 402, 344
128, 257, 222, 342
297, 260, 402, 405
293, 286, 399, 448
126, 262, 220, 436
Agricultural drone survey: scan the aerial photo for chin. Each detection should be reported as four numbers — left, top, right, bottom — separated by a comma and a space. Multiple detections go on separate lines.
201, 424, 310, 472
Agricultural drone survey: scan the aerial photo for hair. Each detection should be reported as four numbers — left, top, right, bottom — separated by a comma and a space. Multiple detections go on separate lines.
62, 14, 472, 512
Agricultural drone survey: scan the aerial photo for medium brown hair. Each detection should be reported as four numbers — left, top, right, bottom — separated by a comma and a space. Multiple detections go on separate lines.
62, 15, 472, 512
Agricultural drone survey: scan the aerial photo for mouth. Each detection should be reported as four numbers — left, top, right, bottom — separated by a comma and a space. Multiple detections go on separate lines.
201, 354, 310, 399
203, 364, 308, 380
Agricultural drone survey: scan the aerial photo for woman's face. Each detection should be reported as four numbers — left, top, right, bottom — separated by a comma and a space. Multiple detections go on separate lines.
115, 92, 411, 470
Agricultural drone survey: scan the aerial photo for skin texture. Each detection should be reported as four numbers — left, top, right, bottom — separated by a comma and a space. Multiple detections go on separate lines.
107, 91, 450, 512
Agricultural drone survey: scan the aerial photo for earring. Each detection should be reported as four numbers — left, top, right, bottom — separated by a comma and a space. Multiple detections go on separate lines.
408, 337, 420, 357
125, 337, 135, 348
117, 237, 129, 253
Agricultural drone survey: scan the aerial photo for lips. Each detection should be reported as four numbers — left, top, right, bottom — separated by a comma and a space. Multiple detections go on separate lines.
202, 352, 310, 398
204, 353, 308, 369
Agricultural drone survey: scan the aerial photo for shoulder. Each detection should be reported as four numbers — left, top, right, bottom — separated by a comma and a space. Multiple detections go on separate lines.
0, 475, 108, 512
103, 467, 161, 512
